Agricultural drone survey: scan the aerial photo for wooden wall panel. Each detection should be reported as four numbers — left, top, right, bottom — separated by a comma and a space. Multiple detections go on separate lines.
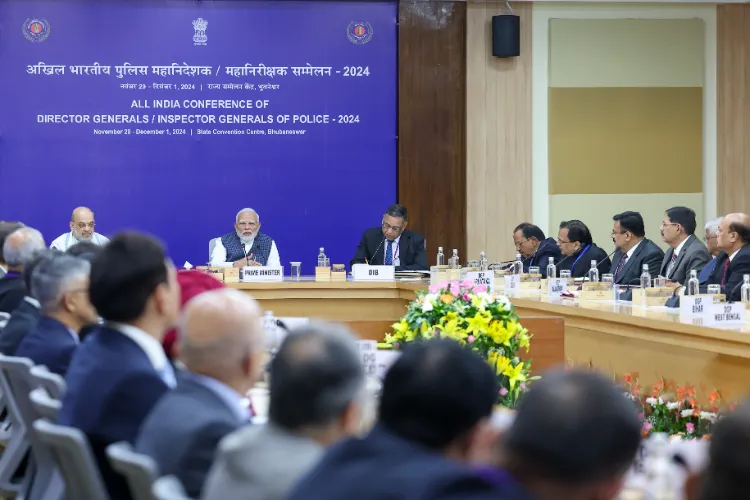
466, 2, 532, 263
717, 4, 750, 215
398, 1, 467, 265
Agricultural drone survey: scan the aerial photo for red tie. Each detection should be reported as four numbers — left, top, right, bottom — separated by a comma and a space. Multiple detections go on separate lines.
721, 259, 730, 287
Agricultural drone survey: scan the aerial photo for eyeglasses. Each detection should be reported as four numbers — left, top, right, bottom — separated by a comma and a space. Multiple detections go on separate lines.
76, 222, 94, 229
514, 238, 529, 248
237, 221, 259, 228
660, 222, 679, 229
703, 235, 717, 242
382, 221, 402, 233
557, 239, 572, 244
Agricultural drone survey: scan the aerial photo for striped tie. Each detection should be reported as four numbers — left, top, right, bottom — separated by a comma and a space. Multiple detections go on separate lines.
614, 254, 629, 281
666, 252, 677, 279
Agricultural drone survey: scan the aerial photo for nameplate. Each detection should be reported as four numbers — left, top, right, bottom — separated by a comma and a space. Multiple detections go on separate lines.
547, 278, 567, 298
707, 303, 746, 326
504, 274, 520, 293
357, 340, 378, 377
376, 350, 401, 379
680, 295, 711, 319
466, 271, 494, 292
241, 266, 283, 282
352, 264, 395, 281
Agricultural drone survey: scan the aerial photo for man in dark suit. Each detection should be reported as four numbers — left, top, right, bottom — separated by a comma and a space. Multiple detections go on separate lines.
513, 223, 562, 278
659, 206, 711, 285
350, 204, 427, 271
557, 220, 611, 278
610, 211, 665, 288
0, 227, 46, 313
699, 217, 723, 284
58, 232, 181, 500
16, 253, 98, 375
704, 213, 750, 302
287, 339, 503, 500
136, 288, 265, 498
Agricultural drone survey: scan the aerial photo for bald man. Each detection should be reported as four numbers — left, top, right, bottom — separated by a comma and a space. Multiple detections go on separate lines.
50, 207, 109, 251
704, 213, 750, 302
135, 288, 266, 498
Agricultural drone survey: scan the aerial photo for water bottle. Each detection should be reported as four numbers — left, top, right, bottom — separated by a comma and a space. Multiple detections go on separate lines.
436, 247, 445, 266
512, 253, 523, 275
546, 257, 556, 279
640, 264, 651, 288
742, 274, 750, 304
686, 270, 699, 296
479, 251, 488, 271
587, 260, 599, 282
450, 249, 460, 269
317, 247, 327, 268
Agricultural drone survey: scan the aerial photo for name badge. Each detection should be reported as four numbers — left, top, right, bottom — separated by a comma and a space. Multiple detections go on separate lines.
241, 266, 283, 282
466, 271, 494, 292
680, 295, 710, 319
357, 340, 378, 377
504, 274, 520, 293
707, 303, 746, 326
352, 264, 395, 281
547, 278, 567, 298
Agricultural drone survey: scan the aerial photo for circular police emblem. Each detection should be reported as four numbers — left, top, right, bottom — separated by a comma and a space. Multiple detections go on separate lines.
22, 18, 51, 43
347, 21, 373, 45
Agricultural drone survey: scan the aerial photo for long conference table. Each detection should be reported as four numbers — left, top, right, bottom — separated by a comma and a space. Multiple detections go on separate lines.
228, 279, 750, 402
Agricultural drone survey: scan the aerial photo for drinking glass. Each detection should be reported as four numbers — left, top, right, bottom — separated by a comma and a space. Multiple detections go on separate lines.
602, 273, 614, 285
707, 284, 721, 295
290, 262, 301, 280
528, 266, 540, 276
559, 270, 572, 279
653, 276, 667, 288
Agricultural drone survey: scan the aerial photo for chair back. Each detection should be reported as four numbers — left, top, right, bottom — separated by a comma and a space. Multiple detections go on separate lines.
106, 442, 158, 500
152, 475, 190, 500
208, 238, 218, 261
0, 356, 39, 430
32, 419, 109, 500
0, 312, 10, 329
29, 387, 61, 421
30, 365, 66, 400
0, 355, 34, 493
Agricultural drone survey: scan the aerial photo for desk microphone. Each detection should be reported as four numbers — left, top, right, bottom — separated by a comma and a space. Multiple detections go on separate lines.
241, 244, 251, 266
596, 249, 618, 270
727, 279, 744, 303
368, 238, 385, 265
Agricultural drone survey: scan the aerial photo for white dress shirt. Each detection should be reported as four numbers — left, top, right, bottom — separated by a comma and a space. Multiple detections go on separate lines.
209, 236, 281, 268
50, 232, 109, 251
626, 240, 642, 260
666, 237, 689, 278
729, 248, 741, 262
108, 322, 176, 388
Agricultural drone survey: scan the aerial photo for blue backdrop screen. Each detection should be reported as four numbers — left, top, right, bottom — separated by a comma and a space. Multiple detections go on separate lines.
0, 0, 397, 269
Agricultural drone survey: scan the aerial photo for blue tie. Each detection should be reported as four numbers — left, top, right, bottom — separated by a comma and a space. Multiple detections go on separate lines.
698, 258, 718, 284
385, 240, 393, 265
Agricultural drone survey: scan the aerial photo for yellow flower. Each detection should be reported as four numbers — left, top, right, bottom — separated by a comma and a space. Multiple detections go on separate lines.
503, 361, 528, 389
518, 332, 531, 352
488, 321, 512, 346
392, 319, 410, 335
495, 355, 512, 377
384, 333, 397, 344
437, 317, 465, 340
471, 295, 488, 311
405, 329, 417, 342
466, 312, 491, 337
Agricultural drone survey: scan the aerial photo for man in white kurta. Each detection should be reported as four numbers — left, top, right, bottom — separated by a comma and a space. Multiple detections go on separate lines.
50, 207, 109, 251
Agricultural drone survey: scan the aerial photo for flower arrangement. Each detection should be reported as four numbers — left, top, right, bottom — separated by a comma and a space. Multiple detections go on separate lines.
384, 280, 536, 408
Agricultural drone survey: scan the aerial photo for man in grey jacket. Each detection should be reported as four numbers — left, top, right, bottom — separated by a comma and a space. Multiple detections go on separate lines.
202, 322, 365, 500
659, 206, 711, 285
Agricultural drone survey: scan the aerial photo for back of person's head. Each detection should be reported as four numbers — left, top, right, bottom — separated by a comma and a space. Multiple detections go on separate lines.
501, 369, 641, 495
613, 211, 646, 238
23, 249, 56, 290
89, 231, 177, 325
562, 220, 593, 246
3, 227, 46, 269
0, 221, 25, 264
514, 223, 546, 242
380, 339, 498, 454
31, 253, 91, 314
666, 206, 698, 235
269, 322, 364, 437
66, 241, 103, 261
698, 400, 750, 500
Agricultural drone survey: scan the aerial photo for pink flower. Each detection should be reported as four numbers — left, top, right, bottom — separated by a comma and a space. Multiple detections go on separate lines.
462, 294, 470, 301
393, 343, 400, 349
642, 421, 652, 432
438, 281, 449, 289
520, 382, 527, 392
461, 280, 474, 289
467, 335, 475, 343
449, 284, 460, 297
428, 285, 439, 294
686, 423, 695, 434
473, 284, 487, 294
499, 387, 509, 396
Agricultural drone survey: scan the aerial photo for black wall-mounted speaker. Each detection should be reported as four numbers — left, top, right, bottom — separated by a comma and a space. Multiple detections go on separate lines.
491, 15, 520, 58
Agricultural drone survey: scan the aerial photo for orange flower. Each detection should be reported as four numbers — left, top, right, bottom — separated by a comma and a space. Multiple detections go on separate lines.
439, 294, 453, 304
624, 373, 632, 384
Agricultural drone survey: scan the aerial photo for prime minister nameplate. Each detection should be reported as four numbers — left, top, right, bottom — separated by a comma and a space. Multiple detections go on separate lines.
352, 264, 395, 281
241, 266, 284, 282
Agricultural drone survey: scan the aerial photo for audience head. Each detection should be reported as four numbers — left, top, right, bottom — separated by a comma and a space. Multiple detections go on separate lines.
162, 270, 226, 361
66, 241, 103, 262
89, 232, 179, 336
612, 211, 646, 252
558, 220, 593, 256
180, 288, 264, 392
499, 369, 641, 500
382, 204, 408, 242
23, 249, 55, 291
662, 207, 697, 247
32, 253, 98, 331
269, 322, 365, 444
380, 339, 498, 461
697, 400, 750, 500
716, 213, 750, 255
3, 227, 46, 272
514, 223, 546, 258
70, 206, 97, 242
704, 217, 723, 257
235, 208, 260, 243
0, 221, 25, 267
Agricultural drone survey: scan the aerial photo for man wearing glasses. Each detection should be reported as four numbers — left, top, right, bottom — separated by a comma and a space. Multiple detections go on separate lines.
210, 208, 281, 268
50, 207, 109, 251
703, 213, 750, 301
658, 206, 710, 285
698, 217, 723, 283
350, 204, 427, 271
609, 211, 664, 286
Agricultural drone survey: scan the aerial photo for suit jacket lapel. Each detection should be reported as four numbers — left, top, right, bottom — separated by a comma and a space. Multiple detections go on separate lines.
670, 235, 694, 275
399, 232, 411, 263
620, 240, 648, 281
661, 247, 674, 276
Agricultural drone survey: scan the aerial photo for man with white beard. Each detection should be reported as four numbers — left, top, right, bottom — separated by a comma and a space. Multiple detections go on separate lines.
209, 208, 281, 268
50, 207, 109, 251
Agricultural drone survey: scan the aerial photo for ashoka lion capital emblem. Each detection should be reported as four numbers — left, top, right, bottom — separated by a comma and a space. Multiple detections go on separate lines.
193, 18, 208, 46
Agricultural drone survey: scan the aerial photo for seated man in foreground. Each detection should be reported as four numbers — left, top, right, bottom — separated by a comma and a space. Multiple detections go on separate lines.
209, 208, 281, 268
703, 213, 750, 301
350, 204, 427, 271
50, 206, 109, 251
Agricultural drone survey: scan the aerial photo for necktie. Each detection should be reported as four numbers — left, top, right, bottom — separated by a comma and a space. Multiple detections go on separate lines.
614, 254, 629, 281
666, 252, 677, 279
721, 258, 730, 287
385, 240, 393, 265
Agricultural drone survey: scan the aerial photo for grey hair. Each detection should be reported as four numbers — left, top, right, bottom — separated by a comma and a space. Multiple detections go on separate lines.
705, 217, 723, 235
268, 321, 365, 431
235, 208, 259, 223
31, 254, 90, 313
3, 227, 46, 267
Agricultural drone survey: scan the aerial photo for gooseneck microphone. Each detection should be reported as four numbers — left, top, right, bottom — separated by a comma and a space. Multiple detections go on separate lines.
369, 238, 385, 265
596, 249, 618, 270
